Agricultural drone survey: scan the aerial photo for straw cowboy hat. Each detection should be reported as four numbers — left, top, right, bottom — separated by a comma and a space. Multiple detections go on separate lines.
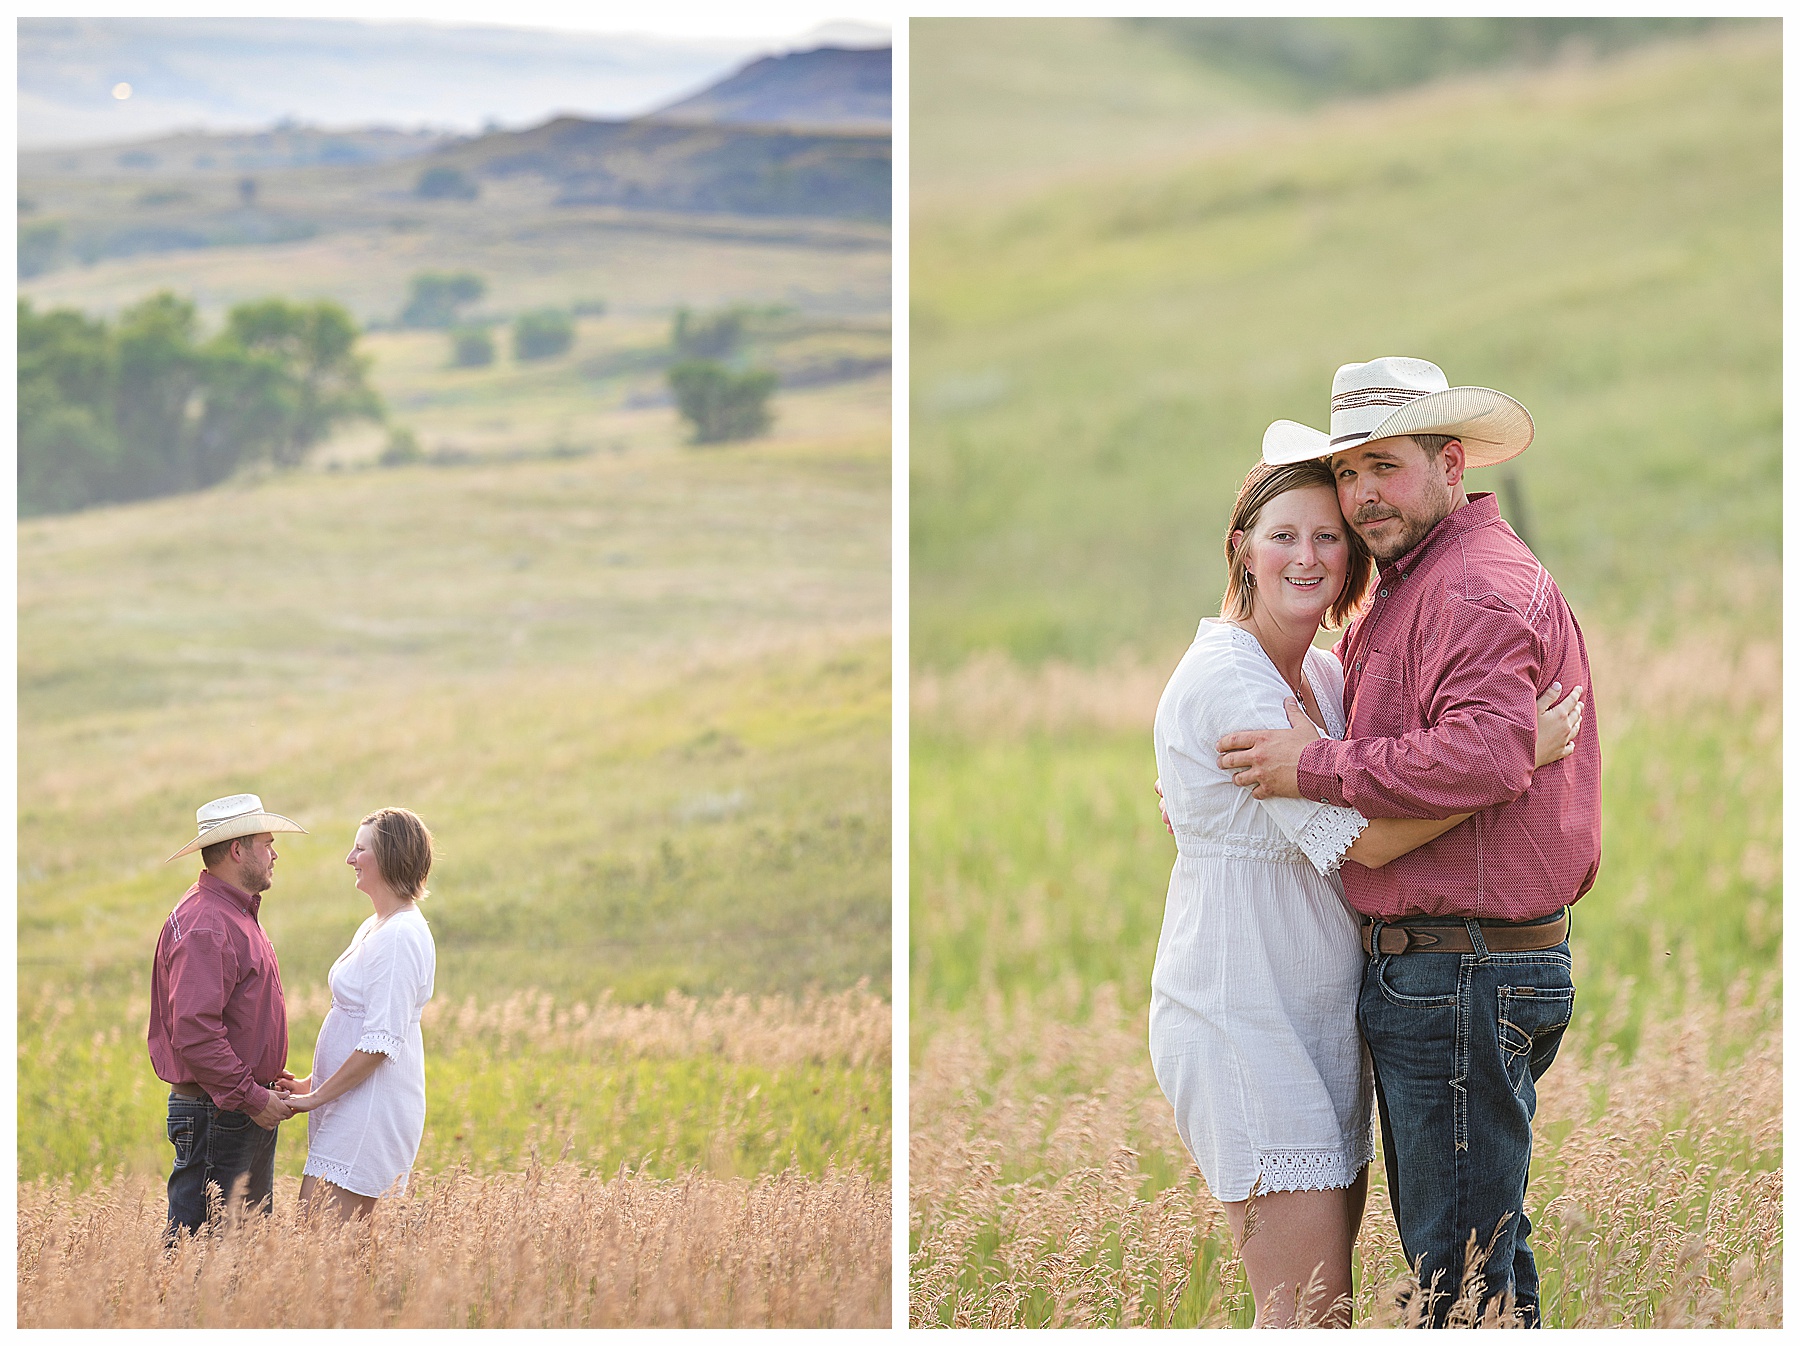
1262, 356, 1534, 469
166, 793, 307, 863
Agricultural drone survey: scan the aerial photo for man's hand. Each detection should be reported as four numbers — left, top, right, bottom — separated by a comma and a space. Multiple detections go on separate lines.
1216, 697, 1321, 800
251, 1092, 294, 1129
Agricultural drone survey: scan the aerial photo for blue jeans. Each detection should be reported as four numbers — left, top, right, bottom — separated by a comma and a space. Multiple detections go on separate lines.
1357, 915, 1574, 1327
165, 1092, 280, 1239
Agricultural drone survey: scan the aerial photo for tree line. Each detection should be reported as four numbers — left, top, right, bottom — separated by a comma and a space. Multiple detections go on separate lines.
20, 293, 381, 516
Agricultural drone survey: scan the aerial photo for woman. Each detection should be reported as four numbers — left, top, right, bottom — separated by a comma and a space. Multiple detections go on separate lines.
1149, 459, 1579, 1326
279, 807, 437, 1222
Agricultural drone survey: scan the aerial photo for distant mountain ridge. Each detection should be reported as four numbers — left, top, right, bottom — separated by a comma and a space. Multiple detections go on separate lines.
653, 46, 891, 128
440, 115, 889, 220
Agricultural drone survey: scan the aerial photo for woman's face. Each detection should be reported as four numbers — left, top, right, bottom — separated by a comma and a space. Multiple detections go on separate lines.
1234, 485, 1350, 627
346, 823, 385, 897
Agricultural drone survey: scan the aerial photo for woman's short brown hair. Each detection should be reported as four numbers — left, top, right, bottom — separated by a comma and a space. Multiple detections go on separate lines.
362, 807, 433, 901
1220, 459, 1373, 629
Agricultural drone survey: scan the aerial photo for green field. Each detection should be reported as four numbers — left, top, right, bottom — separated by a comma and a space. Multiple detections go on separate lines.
20, 125, 893, 1188
909, 21, 1778, 1327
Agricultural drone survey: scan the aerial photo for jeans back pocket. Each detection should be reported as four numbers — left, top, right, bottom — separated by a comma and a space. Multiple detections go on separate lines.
1496, 984, 1575, 1093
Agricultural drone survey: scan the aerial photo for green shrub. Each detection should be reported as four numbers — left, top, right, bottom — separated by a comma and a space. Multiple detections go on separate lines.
379, 426, 423, 466
513, 308, 574, 361
416, 165, 479, 200
668, 360, 778, 444
449, 326, 495, 367
400, 271, 484, 328
672, 306, 747, 359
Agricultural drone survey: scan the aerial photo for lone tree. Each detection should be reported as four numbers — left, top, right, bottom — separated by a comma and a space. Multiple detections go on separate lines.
415, 165, 479, 200
513, 308, 574, 361
401, 271, 485, 328
668, 360, 777, 444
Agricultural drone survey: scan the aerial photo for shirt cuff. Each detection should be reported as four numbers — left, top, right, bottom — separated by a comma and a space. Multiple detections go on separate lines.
1297, 738, 1347, 808
228, 1081, 270, 1116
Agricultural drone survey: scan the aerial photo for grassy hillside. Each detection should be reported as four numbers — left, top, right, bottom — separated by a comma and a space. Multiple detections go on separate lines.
912, 28, 1777, 665
910, 18, 1283, 210
20, 181, 887, 329
20, 339, 891, 1185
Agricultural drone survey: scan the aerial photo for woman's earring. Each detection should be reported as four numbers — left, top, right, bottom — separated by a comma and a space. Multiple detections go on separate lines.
1244, 571, 1256, 587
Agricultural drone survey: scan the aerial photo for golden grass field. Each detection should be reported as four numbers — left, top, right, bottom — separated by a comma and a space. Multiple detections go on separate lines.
908, 968, 1778, 1328
22, 1165, 889, 1328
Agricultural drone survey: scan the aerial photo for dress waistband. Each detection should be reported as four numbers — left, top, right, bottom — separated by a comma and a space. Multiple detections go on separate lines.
1175, 836, 1307, 865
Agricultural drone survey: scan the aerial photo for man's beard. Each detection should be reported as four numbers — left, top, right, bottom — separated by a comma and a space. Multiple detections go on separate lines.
1356, 481, 1454, 563
242, 861, 273, 893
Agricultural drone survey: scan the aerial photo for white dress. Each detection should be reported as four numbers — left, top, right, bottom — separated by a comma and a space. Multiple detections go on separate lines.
304, 908, 436, 1198
1149, 619, 1375, 1202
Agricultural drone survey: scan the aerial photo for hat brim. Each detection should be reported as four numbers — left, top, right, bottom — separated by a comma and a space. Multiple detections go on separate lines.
1332, 386, 1534, 468
166, 813, 308, 863
1262, 419, 1331, 465
1265, 387, 1534, 469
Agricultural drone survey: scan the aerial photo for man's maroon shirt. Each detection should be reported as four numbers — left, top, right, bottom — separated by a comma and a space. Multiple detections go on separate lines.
147, 869, 288, 1114
1298, 492, 1603, 921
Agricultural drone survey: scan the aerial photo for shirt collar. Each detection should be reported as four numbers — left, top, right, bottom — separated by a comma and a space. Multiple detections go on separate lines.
1382, 491, 1501, 579
197, 868, 262, 919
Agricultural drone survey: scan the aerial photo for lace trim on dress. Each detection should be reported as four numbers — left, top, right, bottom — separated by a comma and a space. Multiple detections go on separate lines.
1257, 1145, 1373, 1195
355, 1027, 406, 1057
1294, 807, 1369, 876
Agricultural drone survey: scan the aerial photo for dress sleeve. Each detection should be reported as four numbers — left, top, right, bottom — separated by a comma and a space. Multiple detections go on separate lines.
353, 923, 431, 1057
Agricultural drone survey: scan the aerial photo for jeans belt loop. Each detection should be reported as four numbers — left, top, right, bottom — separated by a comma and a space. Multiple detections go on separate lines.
1465, 918, 1490, 957
1369, 917, 1385, 958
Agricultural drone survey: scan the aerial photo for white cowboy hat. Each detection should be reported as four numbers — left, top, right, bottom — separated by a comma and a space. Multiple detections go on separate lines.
166, 793, 308, 863
1262, 355, 1534, 469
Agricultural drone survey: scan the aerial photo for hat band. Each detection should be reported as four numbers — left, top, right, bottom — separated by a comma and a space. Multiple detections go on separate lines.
195, 814, 258, 836
1330, 385, 1434, 412
1329, 430, 1371, 447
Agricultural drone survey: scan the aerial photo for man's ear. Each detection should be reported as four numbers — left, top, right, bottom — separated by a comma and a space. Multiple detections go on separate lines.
1439, 438, 1466, 490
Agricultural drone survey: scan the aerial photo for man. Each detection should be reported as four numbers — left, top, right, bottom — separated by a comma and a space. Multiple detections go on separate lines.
149, 793, 308, 1237
1217, 357, 1602, 1326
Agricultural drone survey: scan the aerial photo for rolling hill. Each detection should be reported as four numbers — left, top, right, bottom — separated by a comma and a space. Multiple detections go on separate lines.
911, 25, 1777, 665
653, 45, 890, 128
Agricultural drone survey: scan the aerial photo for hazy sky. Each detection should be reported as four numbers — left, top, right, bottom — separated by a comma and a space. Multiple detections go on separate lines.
18, 10, 892, 147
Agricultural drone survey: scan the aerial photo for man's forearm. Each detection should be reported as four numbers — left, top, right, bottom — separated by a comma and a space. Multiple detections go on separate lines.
1299, 717, 1535, 820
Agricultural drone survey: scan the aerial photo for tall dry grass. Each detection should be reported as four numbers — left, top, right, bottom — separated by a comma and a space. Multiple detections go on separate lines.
909, 970, 1779, 1327
21, 1162, 889, 1328
910, 629, 1779, 739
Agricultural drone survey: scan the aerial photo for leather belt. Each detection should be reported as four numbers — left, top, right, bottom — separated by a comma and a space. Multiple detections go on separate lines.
1361, 910, 1569, 956
168, 1080, 281, 1101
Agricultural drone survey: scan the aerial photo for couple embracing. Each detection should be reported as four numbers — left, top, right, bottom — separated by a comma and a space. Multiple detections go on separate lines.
1151, 357, 1602, 1327
148, 796, 438, 1235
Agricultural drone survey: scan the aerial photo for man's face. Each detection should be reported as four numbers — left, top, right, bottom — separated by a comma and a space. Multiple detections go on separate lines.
1329, 436, 1462, 564
232, 833, 278, 894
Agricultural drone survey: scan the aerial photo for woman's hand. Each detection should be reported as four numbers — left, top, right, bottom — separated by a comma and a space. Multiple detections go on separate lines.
273, 1072, 311, 1097
1535, 681, 1584, 767
283, 1092, 323, 1113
